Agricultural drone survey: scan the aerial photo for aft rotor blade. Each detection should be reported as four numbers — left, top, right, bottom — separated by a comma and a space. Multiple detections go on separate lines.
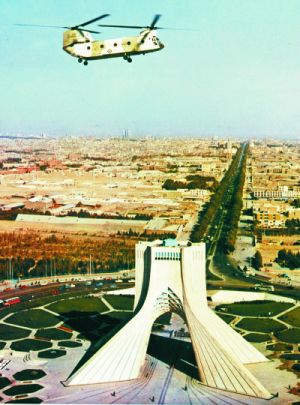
77, 14, 110, 28
98, 24, 145, 29
150, 14, 162, 29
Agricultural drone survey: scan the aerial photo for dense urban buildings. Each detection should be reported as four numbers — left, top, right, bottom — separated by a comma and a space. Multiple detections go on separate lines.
0, 135, 299, 404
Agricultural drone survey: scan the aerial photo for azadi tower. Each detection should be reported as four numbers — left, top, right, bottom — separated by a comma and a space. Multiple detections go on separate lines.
67, 240, 271, 399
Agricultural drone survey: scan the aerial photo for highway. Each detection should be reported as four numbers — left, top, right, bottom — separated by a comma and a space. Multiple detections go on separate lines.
203, 143, 247, 281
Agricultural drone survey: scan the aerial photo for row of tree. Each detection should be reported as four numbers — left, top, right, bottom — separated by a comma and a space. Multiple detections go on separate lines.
0, 256, 134, 280
190, 145, 246, 243
0, 230, 135, 280
218, 144, 248, 253
162, 175, 218, 191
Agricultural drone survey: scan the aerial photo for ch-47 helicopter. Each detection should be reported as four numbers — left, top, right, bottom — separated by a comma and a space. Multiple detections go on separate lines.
17, 14, 168, 65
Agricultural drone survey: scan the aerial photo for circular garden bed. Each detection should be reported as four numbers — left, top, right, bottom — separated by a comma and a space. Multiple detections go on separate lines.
38, 349, 66, 359
4, 384, 43, 396
13, 369, 46, 381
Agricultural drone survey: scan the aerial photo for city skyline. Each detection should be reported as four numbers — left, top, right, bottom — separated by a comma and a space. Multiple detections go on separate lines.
1, 0, 300, 138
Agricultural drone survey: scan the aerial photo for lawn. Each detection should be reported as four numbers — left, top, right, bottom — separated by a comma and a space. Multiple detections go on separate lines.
215, 301, 294, 317
6, 398, 42, 404
64, 314, 119, 342
0, 324, 30, 340
275, 328, 300, 344
35, 328, 72, 340
292, 364, 300, 372
11, 339, 52, 352
13, 370, 46, 381
279, 307, 300, 328
266, 343, 293, 351
235, 318, 285, 333
243, 333, 271, 342
108, 311, 133, 321
6, 309, 59, 329
280, 353, 300, 360
47, 296, 108, 315
215, 313, 236, 324
155, 313, 172, 325
0, 377, 11, 389
59, 341, 82, 348
4, 384, 43, 396
103, 295, 134, 310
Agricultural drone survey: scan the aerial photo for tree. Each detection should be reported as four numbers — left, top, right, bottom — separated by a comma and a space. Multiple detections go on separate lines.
253, 251, 263, 270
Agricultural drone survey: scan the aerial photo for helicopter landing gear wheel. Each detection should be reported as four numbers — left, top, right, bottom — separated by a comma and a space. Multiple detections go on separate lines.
83, 60, 88, 66
127, 57, 132, 63
78, 58, 83, 63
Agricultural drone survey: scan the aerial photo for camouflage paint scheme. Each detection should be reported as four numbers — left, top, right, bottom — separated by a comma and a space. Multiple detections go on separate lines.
63, 29, 164, 61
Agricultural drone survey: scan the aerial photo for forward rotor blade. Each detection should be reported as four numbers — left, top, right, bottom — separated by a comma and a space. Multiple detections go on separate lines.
15, 23, 68, 29
150, 14, 162, 29
15, 23, 101, 34
98, 24, 145, 29
76, 14, 110, 28
79, 28, 101, 34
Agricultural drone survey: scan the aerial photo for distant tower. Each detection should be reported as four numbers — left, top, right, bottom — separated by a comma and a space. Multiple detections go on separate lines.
67, 240, 271, 399
122, 129, 129, 139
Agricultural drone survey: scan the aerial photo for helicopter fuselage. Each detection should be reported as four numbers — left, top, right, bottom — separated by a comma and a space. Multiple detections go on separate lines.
63, 29, 164, 62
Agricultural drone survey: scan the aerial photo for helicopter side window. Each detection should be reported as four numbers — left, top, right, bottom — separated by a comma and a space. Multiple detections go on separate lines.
100, 44, 105, 49
114, 43, 118, 47
127, 41, 131, 46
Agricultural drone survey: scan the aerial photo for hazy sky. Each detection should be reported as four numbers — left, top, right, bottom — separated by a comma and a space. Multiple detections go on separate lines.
1, 0, 300, 138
